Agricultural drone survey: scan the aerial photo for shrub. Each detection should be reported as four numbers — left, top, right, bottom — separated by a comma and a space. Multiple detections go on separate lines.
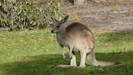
0, 0, 63, 31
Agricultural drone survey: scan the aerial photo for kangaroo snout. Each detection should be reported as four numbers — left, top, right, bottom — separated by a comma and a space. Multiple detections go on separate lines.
51, 30, 54, 33
51, 29, 59, 33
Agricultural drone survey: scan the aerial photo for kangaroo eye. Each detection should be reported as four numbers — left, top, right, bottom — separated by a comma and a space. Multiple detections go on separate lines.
56, 26, 60, 28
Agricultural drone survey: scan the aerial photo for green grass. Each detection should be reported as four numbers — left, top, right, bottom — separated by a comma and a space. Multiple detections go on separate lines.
0, 30, 133, 75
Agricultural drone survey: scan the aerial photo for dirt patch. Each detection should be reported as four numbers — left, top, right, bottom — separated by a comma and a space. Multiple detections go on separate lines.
61, 3, 133, 32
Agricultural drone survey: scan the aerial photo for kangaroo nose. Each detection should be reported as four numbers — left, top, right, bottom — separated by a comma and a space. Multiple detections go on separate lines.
51, 30, 54, 33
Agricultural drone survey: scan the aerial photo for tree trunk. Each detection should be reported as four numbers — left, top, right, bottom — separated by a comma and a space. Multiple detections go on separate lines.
74, 0, 86, 5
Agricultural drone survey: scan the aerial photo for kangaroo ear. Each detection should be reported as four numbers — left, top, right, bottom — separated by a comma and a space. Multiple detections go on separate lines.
60, 15, 69, 24
51, 17, 59, 23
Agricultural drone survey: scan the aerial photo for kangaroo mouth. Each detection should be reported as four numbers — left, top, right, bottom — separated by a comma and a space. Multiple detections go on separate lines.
51, 30, 54, 33
51, 30, 60, 33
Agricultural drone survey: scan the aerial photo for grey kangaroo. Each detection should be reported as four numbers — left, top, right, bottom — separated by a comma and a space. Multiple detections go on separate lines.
51, 15, 118, 68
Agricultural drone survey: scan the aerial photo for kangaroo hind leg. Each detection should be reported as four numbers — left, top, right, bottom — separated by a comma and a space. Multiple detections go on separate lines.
79, 51, 87, 68
69, 47, 77, 67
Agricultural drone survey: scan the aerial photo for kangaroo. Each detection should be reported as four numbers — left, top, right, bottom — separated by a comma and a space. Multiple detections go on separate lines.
51, 15, 119, 68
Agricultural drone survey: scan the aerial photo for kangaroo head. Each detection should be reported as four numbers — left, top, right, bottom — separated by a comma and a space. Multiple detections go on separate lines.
51, 15, 69, 33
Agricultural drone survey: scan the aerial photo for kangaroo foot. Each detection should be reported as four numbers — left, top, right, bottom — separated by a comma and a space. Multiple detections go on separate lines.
55, 65, 77, 69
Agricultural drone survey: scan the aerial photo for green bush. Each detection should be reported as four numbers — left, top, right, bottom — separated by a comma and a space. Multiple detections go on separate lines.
0, 0, 63, 31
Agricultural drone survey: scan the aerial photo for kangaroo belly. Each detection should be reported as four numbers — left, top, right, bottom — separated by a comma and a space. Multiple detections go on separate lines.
69, 38, 94, 51
56, 34, 93, 52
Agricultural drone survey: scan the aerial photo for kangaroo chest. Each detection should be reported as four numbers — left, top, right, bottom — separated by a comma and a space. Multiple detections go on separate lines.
56, 33, 68, 47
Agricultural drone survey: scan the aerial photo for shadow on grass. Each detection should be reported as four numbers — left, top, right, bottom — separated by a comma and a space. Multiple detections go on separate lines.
0, 51, 133, 75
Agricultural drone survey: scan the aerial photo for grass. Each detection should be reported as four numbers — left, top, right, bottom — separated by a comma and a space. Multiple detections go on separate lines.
0, 30, 133, 75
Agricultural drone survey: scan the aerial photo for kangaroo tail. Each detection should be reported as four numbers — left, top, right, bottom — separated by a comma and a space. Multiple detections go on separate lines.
91, 60, 120, 67
86, 50, 120, 67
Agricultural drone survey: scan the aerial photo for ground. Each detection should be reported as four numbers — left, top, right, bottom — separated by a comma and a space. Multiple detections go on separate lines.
62, 2, 133, 32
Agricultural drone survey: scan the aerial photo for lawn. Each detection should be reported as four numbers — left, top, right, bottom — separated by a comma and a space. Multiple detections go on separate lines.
0, 30, 133, 75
